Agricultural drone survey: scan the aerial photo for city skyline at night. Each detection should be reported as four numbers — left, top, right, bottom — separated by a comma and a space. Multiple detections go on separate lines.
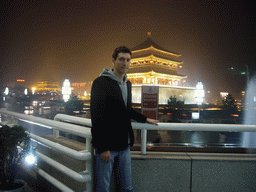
1, 0, 256, 100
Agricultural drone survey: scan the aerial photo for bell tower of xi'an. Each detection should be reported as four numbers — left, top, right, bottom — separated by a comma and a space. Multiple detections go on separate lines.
128, 34, 196, 104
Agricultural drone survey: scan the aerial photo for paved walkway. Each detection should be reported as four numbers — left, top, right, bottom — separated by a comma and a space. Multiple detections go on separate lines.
16, 165, 39, 192
17, 164, 59, 192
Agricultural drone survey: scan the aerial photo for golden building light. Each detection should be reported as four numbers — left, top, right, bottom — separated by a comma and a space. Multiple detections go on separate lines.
35, 81, 61, 92
17, 79, 25, 82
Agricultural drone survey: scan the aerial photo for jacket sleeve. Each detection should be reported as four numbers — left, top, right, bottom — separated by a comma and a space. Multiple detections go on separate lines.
129, 108, 147, 123
90, 78, 110, 153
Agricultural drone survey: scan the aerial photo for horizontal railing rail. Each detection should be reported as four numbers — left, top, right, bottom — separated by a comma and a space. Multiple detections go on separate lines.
54, 113, 256, 132
55, 114, 92, 128
54, 113, 256, 155
31, 133, 92, 161
0, 109, 93, 192
0, 109, 92, 138
36, 151, 91, 183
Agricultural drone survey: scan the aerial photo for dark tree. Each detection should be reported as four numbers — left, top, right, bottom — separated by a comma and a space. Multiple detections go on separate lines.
221, 94, 238, 123
64, 93, 83, 115
222, 94, 237, 113
166, 95, 184, 122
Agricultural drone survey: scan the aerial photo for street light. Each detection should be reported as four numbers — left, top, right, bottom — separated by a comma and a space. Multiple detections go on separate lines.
195, 81, 205, 119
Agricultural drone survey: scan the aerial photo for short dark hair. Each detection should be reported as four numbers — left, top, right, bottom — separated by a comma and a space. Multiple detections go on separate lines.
112, 46, 132, 60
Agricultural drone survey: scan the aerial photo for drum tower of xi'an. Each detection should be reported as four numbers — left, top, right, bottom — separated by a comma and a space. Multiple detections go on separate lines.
128, 34, 196, 104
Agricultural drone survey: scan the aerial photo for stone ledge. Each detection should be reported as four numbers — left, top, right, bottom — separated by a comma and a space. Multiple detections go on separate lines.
188, 152, 256, 161
131, 151, 191, 160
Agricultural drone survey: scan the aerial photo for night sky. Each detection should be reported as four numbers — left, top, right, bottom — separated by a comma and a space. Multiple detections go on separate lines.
1, 0, 256, 100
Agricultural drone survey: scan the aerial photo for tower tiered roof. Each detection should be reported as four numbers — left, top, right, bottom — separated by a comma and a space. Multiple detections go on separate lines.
128, 36, 186, 81
131, 36, 181, 58
127, 35, 196, 105
128, 34, 195, 105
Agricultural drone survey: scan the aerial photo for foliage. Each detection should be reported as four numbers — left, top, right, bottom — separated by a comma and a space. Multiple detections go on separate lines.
0, 125, 30, 187
64, 93, 84, 115
221, 94, 237, 113
166, 95, 184, 122
167, 96, 184, 109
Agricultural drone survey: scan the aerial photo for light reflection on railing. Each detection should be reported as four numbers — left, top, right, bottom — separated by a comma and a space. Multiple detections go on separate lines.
0, 109, 93, 192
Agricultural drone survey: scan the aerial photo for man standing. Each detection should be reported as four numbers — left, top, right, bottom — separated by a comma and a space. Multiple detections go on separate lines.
90, 46, 159, 192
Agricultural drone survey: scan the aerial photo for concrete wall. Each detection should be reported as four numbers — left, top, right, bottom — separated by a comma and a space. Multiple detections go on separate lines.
131, 152, 191, 192
190, 153, 256, 192
131, 152, 256, 192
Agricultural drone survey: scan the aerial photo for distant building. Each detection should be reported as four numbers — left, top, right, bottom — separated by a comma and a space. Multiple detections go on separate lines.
4, 79, 26, 87
35, 81, 61, 93
34, 81, 62, 100
72, 82, 92, 100
128, 35, 196, 104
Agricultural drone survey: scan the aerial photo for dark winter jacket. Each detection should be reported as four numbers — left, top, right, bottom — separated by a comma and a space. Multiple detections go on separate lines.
90, 69, 147, 153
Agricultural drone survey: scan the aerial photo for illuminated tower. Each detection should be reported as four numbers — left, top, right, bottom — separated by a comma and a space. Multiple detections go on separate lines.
128, 34, 196, 104
128, 36, 187, 86
62, 79, 72, 102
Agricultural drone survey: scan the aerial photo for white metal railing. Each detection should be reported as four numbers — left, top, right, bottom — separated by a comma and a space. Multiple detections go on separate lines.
54, 113, 256, 155
2, 109, 256, 191
0, 109, 93, 192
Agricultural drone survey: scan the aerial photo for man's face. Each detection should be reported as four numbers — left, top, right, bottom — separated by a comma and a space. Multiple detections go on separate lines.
112, 52, 131, 75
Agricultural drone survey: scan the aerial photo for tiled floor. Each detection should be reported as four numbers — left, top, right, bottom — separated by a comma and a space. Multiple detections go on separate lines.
17, 164, 63, 192
16, 165, 42, 192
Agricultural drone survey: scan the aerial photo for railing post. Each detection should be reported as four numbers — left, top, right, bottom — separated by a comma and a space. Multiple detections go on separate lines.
86, 137, 93, 192
53, 129, 59, 139
13, 117, 18, 125
7, 115, 12, 124
141, 129, 147, 155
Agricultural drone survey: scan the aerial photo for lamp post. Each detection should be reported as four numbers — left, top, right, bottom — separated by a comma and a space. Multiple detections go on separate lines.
195, 81, 205, 119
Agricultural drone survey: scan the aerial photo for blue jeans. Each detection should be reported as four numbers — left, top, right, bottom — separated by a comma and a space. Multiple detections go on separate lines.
95, 147, 134, 192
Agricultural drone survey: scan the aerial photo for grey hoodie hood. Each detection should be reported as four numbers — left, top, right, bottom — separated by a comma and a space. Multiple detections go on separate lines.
100, 68, 128, 107
100, 68, 128, 83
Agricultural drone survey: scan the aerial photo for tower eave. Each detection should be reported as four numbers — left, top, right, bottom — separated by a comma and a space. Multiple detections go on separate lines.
131, 37, 181, 56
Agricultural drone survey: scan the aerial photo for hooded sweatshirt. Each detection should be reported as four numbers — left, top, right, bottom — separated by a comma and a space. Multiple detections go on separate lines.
100, 68, 128, 108
91, 68, 147, 153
